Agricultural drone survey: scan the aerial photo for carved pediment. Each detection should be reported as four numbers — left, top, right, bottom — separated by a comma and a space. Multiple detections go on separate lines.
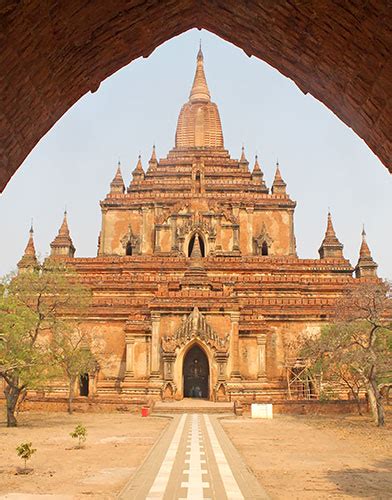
208, 201, 238, 224
161, 307, 229, 353
254, 223, 273, 247
156, 202, 190, 225
177, 214, 216, 240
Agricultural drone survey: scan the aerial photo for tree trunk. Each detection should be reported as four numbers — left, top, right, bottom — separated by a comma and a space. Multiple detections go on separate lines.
348, 387, 362, 416
367, 379, 385, 427
4, 384, 22, 427
355, 397, 363, 416
68, 377, 76, 415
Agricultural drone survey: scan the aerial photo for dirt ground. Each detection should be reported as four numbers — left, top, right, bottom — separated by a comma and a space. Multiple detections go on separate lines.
0, 411, 168, 499
222, 409, 392, 500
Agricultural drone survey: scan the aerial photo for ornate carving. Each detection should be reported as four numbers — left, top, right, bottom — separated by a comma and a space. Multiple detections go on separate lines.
161, 307, 229, 353
253, 223, 273, 255
121, 224, 141, 254
208, 201, 238, 224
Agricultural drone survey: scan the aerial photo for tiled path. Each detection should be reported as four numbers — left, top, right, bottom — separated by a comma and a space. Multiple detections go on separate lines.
119, 414, 269, 500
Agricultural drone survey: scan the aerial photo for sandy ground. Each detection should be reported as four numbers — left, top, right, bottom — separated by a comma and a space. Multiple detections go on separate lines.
0, 411, 168, 499
222, 410, 392, 500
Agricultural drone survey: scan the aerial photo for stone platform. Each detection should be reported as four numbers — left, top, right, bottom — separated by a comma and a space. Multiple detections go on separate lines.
153, 398, 234, 414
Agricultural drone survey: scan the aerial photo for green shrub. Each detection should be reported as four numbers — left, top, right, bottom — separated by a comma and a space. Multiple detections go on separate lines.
70, 424, 87, 448
16, 442, 36, 470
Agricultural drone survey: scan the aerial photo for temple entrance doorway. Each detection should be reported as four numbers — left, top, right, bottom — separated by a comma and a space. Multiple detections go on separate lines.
183, 345, 209, 399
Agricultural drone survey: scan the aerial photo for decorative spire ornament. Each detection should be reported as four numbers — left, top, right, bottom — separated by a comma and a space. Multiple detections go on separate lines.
271, 161, 287, 194
318, 211, 344, 259
355, 225, 378, 278
252, 155, 268, 191
189, 45, 211, 103
150, 144, 157, 163
50, 210, 76, 258
240, 145, 247, 163
132, 155, 145, 182
110, 161, 125, 193
17, 223, 38, 270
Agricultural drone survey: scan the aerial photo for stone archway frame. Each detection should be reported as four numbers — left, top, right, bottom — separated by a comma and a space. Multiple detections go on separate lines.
1, 2, 390, 193
175, 338, 214, 400
161, 306, 229, 400
184, 229, 208, 257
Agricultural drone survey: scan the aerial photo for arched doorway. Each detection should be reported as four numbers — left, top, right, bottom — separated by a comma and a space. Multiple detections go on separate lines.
188, 233, 205, 257
183, 345, 209, 399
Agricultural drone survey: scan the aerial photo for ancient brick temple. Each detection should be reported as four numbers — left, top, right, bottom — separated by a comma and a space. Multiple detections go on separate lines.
19, 48, 379, 403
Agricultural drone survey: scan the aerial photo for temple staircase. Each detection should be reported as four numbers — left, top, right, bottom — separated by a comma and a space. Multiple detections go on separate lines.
152, 398, 234, 414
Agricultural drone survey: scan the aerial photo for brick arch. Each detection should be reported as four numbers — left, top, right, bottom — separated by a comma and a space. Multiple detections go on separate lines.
1, 1, 390, 192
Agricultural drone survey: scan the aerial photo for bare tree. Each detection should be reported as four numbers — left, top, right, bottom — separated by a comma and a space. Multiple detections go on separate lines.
302, 281, 392, 426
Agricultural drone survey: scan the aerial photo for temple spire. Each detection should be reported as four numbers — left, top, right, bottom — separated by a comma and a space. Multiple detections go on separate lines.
252, 155, 268, 191
150, 144, 157, 163
18, 223, 38, 270
271, 161, 287, 194
318, 211, 344, 259
132, 155, 145, 181
355, 225, 378, 278
239, 145, 248, 166
50, 210, 76, 258
110, 161, 125, 193
359, 225, 371, 257
189, 45, 211, 103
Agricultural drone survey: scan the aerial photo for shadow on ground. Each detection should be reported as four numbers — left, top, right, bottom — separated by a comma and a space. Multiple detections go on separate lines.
326, 457, 392, 498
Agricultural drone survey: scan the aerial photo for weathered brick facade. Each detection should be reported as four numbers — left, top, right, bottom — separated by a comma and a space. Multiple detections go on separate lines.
18, 49, 379, 403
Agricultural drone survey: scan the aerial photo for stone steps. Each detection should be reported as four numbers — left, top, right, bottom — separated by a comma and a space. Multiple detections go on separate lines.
152, 399, 234, 414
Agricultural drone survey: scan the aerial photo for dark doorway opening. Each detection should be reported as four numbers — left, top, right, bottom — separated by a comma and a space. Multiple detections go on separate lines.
195, 171, 201, 193
262, 241, 268, 256
126, 242, 132, 255
183, 345, 209, 398
188, 233, 205, 257
79, 373, 89, 397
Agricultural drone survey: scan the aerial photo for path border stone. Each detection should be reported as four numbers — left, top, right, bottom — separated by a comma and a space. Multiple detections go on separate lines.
118, 415, 174, 499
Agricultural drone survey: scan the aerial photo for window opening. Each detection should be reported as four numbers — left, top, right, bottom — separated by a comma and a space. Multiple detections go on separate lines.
79, 373, 89, 397
188, 233, 205, 257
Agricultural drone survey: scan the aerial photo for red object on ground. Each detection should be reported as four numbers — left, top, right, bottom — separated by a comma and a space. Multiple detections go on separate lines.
141, 406, 149, 417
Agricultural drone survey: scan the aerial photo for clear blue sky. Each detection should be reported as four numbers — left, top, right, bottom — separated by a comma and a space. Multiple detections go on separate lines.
1, 29, 391, 278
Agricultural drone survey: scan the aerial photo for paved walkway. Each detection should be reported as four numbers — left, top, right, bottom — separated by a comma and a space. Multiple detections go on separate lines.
119, 414, 269, 500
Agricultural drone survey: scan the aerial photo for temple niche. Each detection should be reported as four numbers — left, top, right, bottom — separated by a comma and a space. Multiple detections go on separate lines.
19, 46, 378, 404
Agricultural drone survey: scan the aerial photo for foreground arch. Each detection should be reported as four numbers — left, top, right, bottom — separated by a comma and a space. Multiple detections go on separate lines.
0, 1, 390, 191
